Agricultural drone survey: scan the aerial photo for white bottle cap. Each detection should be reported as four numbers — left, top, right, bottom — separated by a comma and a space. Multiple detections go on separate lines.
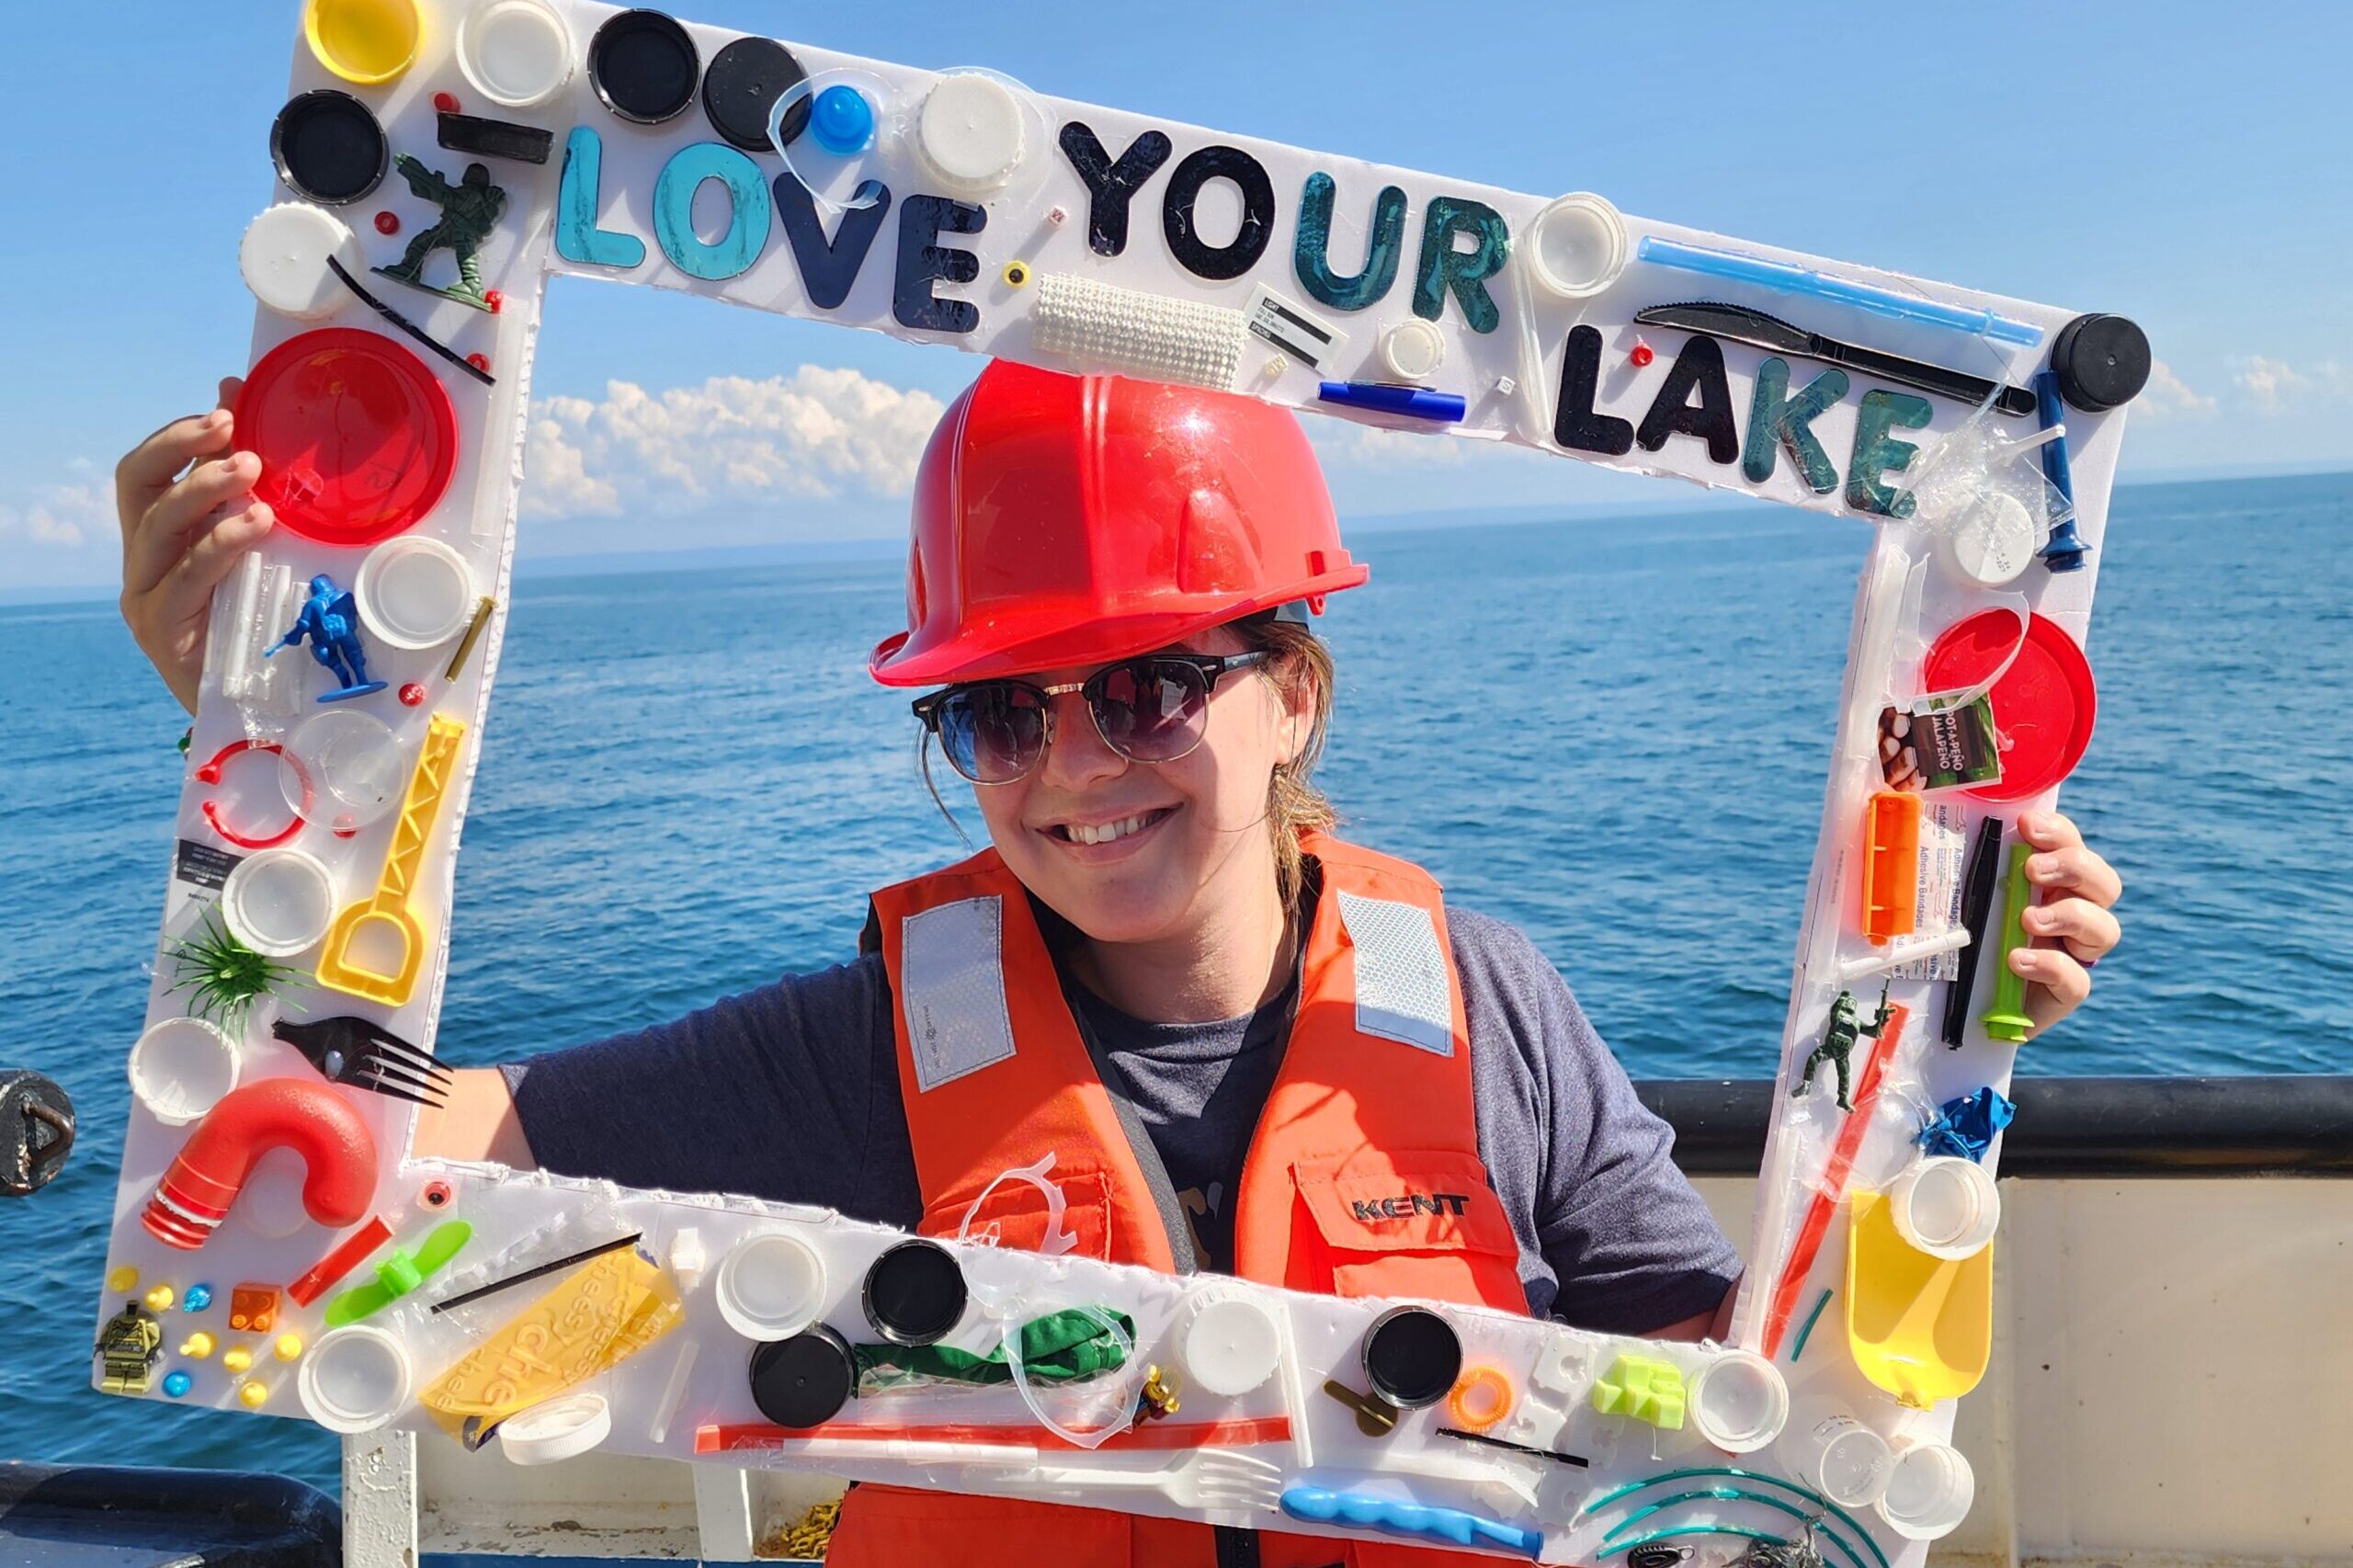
1936, 491, 2038, 588
1688, 1348, 1789, 1453
240, 205, 364, 322
499, 1392, 613, 1465
1180, 1294, 1281, 1396
282, 710, 404, 835
715, 1233, 826, 1340
915, 73, 1028, 198
1378, 319, 1447, 382
1888, 1156, 2000, 1259
1877, 1439, 1975, 1540
457, 0, 575, 108
1777, 1402, 1894, 1507
221, 847, 338, 958
1525, 193, 1627, 299
300, 1325, 414, 1434
127, 1017, 240, 1126
355, 537, 476, 651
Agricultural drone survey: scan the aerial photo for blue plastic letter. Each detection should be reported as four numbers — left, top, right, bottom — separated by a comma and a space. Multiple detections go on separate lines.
1412, 197, 1507, 334
1847, 390, 1935, 517
1744, 358, 1849, 492
653, 142, 772, 282
894, 195, 985, 334
1295, 173, 1405, 312
556, 127, 646, 271
773, 176, 892, 312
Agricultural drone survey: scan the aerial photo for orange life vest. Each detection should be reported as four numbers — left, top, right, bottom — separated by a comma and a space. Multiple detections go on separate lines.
828, 832, 1529, 1568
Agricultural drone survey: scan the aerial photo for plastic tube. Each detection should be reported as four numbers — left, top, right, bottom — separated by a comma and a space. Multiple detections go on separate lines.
1980, 841, 2037, 1043
142, 1079, 377, 1249
1635, 237, 2043, 347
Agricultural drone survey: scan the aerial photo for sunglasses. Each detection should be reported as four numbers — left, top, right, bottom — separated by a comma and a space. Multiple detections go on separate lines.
913, 651, 1274, 785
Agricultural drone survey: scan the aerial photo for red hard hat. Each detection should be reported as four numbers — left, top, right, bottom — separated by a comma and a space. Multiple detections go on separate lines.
869, 360, 1368, 687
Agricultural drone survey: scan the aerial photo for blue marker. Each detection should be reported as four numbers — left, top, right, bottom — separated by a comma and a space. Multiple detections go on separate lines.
1317, 381, 1467, 423
2032, 369, 2088, 572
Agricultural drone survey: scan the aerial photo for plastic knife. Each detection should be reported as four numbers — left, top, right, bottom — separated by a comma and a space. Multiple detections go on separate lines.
1633, 301, 2039, 416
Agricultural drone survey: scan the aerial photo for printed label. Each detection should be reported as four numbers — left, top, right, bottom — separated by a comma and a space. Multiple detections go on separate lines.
1893, 802, 1967, 982
1245, 284, 1347, 372
175, 839, 241, 892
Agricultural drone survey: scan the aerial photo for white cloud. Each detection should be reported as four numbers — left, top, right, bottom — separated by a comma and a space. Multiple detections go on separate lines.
2135, 359, 2217, 420
520, 365, 944, 522
0, 478, 110, 548
2231, 354, 2310, 414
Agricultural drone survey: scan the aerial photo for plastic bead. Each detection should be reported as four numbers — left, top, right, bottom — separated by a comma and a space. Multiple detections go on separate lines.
143, 1285, 175, 1312
180, 1332, 217, 1358
107, 1266, 138, 1293
163, 1371, 192, 1399
184, 1283, 214, 1313
399, 682, 428, 706
1630, 339, 1654, 369
375, 210, 400, 235
222, 1346, 255, 1374
464, 354, 490, 373
483, 290, 504, 313
433, 91, 460, 113
275, 1333, 306, 1362
238, 1379, 270, 1409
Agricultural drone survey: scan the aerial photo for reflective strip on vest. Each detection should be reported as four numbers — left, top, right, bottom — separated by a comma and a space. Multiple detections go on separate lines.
900, 895, 1017, 1091
1336, 891, 1452, 1056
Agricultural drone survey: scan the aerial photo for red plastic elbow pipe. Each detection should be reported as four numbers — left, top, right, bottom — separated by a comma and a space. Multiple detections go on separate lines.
142, 1078, 378, 1250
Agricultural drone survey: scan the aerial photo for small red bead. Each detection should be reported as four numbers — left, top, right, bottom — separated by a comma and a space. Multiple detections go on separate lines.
483, 290, 504, 314
433, 91, 460, 114
399, 683, 427, 707
1629, 341, 1655, 369
374, 210, 400, 235
465, 353, 491, 372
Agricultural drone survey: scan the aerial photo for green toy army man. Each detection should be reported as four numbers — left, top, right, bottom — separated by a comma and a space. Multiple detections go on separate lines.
374, 156, 506, 311
1793, 982, 1896, 1113
94, 1301, 163, 1394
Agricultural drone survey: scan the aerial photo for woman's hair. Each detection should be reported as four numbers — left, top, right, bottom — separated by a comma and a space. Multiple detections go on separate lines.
916, 610, 1341, 908
1233, 609, 1336, 909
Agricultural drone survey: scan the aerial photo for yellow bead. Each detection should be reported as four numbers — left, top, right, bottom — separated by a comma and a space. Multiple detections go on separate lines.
238, 1380, 269, 1409
179, 1332, 216, 1359
107, 1266, 140, 1293
275, 1334, 305, 1362
222, 1346, 254, 1373
143, 1285, 175, 1312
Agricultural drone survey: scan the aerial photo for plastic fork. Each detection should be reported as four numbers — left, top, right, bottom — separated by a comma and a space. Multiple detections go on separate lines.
1018, 1451, 1285, 1516
273, 1015, 452, 1108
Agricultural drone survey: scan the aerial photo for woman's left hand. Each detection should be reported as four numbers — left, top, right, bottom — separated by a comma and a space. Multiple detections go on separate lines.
2009, 809, 2121, 1038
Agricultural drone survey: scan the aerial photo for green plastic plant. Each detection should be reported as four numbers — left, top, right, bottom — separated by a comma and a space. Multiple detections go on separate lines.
164, 906, 301, 1032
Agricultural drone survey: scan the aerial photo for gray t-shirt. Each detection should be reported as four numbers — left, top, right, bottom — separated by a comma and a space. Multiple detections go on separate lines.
504, 906, 1740, 1334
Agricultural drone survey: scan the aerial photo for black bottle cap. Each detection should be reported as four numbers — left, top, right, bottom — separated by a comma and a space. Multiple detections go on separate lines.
588, 9, 699, 125
861, 1238, 968, 1346
1360, 1305, 1461, 1410
2051, 313, 2151, 413
270, 90, 388, 205
702, 36, 808, 153
747, 1324, 855, 1429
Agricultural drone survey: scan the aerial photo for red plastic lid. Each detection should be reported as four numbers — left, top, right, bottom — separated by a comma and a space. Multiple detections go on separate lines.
1922, 609, 2097, 802
238, 328, 458, 549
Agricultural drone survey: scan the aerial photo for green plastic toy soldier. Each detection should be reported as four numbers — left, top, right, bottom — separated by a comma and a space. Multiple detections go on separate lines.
373, 156, 506, 311
94, 1301, 163, 1394
1793, 981, 1896, 1113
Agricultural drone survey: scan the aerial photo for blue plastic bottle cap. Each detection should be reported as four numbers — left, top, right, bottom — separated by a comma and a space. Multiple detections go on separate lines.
811, 85, 875, 156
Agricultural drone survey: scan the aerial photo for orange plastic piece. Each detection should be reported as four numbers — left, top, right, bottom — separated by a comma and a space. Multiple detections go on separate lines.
229, 1284, 280, 1334
1447, 1365, 1514, 1431
1859, 790, 1922, 946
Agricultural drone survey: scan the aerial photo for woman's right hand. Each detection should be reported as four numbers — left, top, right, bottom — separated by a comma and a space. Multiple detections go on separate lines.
117, 377, 277, 715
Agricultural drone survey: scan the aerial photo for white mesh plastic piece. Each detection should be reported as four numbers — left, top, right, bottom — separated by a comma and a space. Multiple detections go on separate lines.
1030, 272, 1248, 391
1336, 891, 1453, 1055
900, 896, 1018, 1092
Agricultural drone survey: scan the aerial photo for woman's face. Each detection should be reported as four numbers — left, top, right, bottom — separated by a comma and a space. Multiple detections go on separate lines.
968, 628, 1314, 946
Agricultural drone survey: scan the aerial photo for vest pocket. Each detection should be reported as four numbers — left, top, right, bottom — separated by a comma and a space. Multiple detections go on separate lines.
917, 1168, 1118, 1262
1289, 1150, 1526, 1305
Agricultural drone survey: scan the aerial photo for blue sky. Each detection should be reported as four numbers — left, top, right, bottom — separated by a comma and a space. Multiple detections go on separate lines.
5, 0, 2348, 589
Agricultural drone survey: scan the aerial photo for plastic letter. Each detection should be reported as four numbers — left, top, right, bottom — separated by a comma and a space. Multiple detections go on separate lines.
1161, 145, 1275, 282
1744, 357, 1848, 491
652, 142, 771, 282
772, 176, 891, 311
555, 127, 646, 271
1554, 325, 1634, 456
1294, 172, 1404, 312
893, 195, 985, 334
1056, 122, 1171, 257
1637, 334, 1740, 464
1847, 390, 1935, 517
1412, 196, 1506, 333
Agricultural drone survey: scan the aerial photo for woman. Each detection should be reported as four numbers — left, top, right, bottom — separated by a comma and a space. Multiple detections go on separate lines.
117, 359, 2122, 1566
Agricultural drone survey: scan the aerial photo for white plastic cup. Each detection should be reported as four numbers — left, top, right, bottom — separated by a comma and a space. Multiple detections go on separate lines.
221, 847, 338, 958
355, 537, 475, 652
300, 1324, 414, 1434
1525, 193, 1627, 299
128, 1017, 241, 1126
282, 710, 404, 834
1877, 1438, 1976, 1540
1688, 1348, 1789, 1453
456, 0, 574, 108
715, 1233, 826, 1341
1181, 1293, 1281, 1397
1888, 1156, 2001, 1260
1777, 1400, 1894, 1508
499, 1392, 613, 1465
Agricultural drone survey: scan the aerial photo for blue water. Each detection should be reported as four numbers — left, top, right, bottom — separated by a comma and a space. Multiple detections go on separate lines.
4, 472, 2347, 1487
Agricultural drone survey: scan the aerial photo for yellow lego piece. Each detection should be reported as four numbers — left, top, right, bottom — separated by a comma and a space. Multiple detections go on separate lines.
1591, 1352, 1688, 1430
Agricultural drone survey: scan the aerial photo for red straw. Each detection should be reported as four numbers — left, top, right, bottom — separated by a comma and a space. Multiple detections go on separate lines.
1761, 1004, 1910, 1359
695, 1415, 1290, 1456
286, 1214, 395, 1307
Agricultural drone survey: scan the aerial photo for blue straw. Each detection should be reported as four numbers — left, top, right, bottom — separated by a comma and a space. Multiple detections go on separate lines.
1636, 237, 2043, 347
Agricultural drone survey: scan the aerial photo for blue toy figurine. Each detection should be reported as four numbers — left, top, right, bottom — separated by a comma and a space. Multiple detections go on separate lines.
268, 574, 388, 702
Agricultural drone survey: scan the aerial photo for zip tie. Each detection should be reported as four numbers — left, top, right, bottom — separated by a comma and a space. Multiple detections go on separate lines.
327, 256, 496, 387
1790, 1288, 1835, 1363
